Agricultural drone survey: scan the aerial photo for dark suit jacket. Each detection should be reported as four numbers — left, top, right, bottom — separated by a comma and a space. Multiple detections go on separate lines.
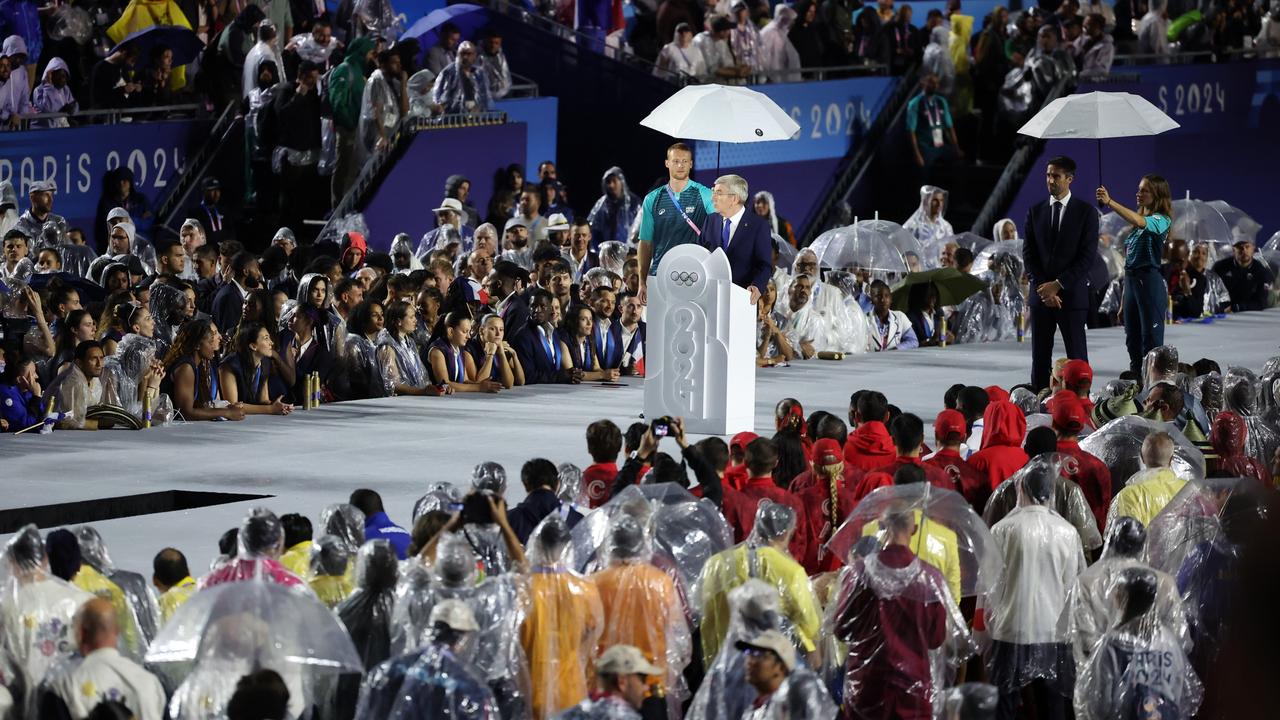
496, 292, 530, 339
511, 321, 566, 385
699, 211, 773, 294
210, 282, 244, 334
1023, 194, 1099, 311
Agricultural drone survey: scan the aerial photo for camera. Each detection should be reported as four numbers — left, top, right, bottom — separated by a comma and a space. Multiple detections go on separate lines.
651, 416, 673, 438
461, 490, 495, 525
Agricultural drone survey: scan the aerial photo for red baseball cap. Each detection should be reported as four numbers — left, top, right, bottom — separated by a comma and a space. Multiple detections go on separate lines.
1063, 359, 1093, 388
934, 409, 967, 444
730, 432, 759, 453
986, 385, 1010, 403
812, 438, 843, 466
1049, 390, 1084, 432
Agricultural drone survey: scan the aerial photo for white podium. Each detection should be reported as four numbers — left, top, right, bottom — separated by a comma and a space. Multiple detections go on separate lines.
643, 245, 756, 435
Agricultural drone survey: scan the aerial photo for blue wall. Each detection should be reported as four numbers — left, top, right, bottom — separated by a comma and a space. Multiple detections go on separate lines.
0, 119, 207, 237
362, 123, 528, 249
494, 96, 558, 173
692, 76, 899, 239
1005, 59, 1280, 241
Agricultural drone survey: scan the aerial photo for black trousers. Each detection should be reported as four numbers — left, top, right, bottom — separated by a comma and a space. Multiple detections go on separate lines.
1030, 303, 1088, 391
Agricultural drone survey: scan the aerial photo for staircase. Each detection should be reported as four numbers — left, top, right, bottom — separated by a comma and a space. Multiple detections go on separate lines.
152, 102, 243, 237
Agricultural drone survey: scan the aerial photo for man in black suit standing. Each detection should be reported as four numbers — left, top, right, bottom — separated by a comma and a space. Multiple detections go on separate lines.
1023, 156, 1099, 391
699, 174, 772, 304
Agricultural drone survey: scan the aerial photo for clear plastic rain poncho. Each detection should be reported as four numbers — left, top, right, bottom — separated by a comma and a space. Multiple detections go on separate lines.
1072, 566, 1203, 720
1057, 517, 1189, 669
687, 579, 802, 720
589, 515, 692, 703
151, 576, 363, 720
74, 526, 161, 647
746, 662, 838, 720
983, 453, 1103, 554
389, 533, 532, 720
1079, 416, 1207, 488
521, 514, 604, 720
309, 535, 355, 608
376, 327, 430, 395
353, 0, 404, 38
200, 508, 306, 589
0, 525, 94, 718
412, 482, 463, 521
557, 463, 590, 510
406, 69, 437, 118
596, 241, 628, 276
697, 503, 822, 664
100, 333, 175, 425
391, 232, 425, 273
1190, 373, 1224, 420
320, 503, 366, 559
955, 246, 1025, 344
358, 67, 403, 155
827, 520, 977, 720
903, 186, 955, 245
1224, 366, 1280, 469
938, 683, 999, 719
826, 482, 1004, 601
149, 282, 189, 352
569, 483, 732, 624
981, 457, 1086, 697
454, 462, 516, 576
386, 629, 499, 720
323, 541, 401, 720
1149, 480, 1265, 672
774, 248, 871, 355
809, 225, 908, 276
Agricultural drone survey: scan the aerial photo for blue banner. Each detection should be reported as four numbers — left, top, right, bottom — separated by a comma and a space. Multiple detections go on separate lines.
0, 119, 207, 236
695, 76, 898, 168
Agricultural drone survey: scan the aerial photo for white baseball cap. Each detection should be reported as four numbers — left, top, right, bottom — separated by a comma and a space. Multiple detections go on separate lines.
736, 629, 797, 672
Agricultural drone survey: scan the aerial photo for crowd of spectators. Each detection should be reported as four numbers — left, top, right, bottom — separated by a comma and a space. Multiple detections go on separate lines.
1, 334, 1278, 719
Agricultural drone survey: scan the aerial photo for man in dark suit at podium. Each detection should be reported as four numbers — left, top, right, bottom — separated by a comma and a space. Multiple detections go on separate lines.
699, 174, 772, 304
1023, 156, 1099, 391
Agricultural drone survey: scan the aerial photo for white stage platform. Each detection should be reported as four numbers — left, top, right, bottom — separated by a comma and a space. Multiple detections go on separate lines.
3, 310, 1277, 575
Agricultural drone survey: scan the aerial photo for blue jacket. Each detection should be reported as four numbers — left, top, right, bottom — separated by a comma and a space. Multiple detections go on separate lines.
0, 384, 41, 432
698, 211, 773, 295
364, 512, 412, 559
511, 322, 567, 385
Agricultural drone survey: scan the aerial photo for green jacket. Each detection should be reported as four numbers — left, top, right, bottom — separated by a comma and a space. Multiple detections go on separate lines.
329, 37, 375, 131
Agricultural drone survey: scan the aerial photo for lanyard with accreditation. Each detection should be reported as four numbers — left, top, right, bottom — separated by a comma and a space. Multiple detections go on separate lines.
665, 185, 702, 237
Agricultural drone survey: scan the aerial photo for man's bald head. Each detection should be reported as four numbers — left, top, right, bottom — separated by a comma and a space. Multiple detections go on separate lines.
1140, 431, 1175, 469
75, 597, 119, 654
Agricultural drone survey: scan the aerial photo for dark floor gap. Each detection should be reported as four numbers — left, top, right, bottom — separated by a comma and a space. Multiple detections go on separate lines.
0, 490, 274, 533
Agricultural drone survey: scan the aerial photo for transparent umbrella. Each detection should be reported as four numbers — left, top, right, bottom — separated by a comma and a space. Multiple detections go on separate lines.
146, 578, 363, 670
824, 483, 1003, 598
971, 239, 1025, 277
1265, 231, 1280, 253
1207, 200, 1262, 245
772, 233, 797, 270
1099, 212, 1129, 249
1099, 245, 1125, 281
1078, 415, 1207, 488
856, 219, 923, 261
1171, 194, 1232, 259
809, 224, 907, 274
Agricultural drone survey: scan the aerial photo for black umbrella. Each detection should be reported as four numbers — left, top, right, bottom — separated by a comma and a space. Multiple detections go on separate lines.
28, 272, 107, 302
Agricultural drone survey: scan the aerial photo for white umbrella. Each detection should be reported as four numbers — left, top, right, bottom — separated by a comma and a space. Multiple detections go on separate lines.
640, 84, 800, 170
1018, 91, 1180, 207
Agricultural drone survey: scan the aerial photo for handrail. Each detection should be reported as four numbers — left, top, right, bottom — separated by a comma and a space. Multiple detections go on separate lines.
969, 73, 1074, 237
153, 101, 241, 236
799, 64, 920, 246
315, 111, 507, 240
13, 103, 204, 130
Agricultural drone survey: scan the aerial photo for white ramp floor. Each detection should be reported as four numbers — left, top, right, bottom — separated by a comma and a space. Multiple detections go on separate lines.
3, 310, 1277, 574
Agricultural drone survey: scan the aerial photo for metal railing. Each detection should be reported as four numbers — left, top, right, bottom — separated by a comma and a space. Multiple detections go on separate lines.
153, 101, 241, 235
314, 111, 507, 239
480, 0, 904, 86
799, 64, 921, 246
969, 74, 1074, 237
11, 103, 204, 130
1111, 46, 1261, 66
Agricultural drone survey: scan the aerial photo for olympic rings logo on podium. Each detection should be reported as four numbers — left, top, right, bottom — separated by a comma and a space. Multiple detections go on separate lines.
670, 271, 700, 286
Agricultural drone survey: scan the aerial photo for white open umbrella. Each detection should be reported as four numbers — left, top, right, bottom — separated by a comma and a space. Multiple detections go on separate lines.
1018, 91, 1180, 206
640, 84, 800, 170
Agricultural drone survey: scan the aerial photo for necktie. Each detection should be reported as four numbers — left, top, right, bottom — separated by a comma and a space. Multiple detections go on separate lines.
721, 218, 731, 250
1051, 201, 1062, 239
